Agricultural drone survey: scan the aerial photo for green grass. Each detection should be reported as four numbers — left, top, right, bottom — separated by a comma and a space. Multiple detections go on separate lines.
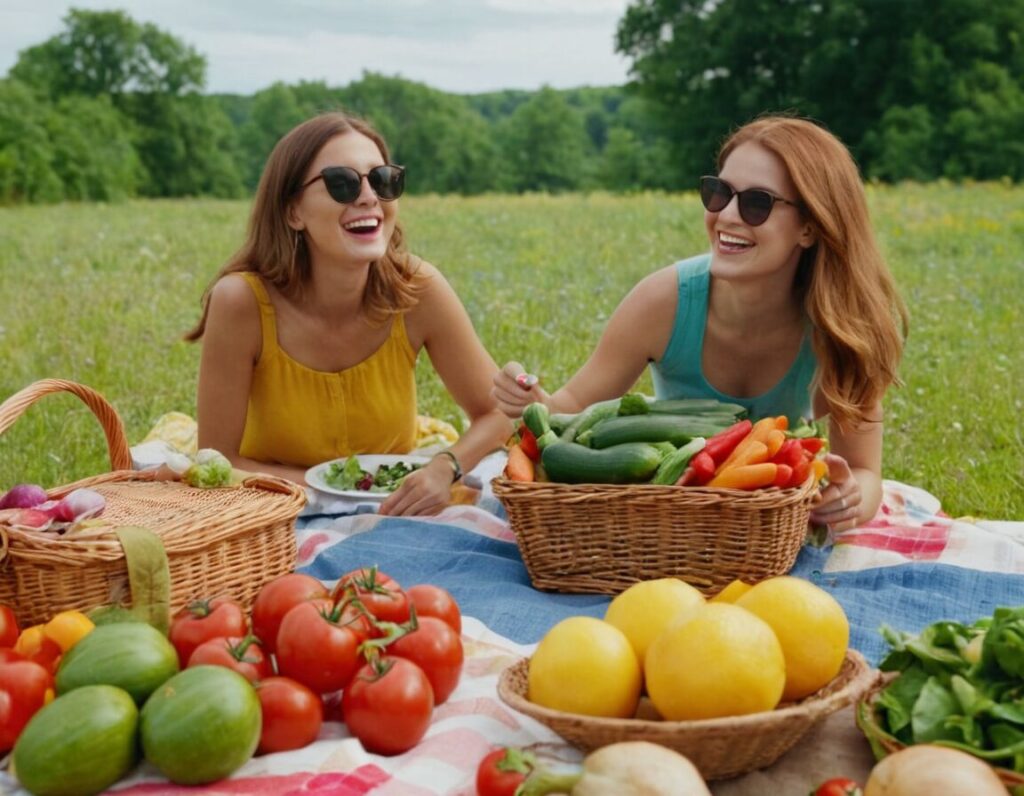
1, 185, 1022, 518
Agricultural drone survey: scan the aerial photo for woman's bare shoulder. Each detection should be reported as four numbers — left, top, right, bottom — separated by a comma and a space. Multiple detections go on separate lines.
208, 272, 259, 317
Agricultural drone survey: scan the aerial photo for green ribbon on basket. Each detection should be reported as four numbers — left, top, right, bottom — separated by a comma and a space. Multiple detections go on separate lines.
87, 526, 171, 636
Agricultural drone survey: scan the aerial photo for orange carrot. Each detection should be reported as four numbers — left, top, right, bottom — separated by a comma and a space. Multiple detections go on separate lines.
718, 440, 769, 472
764, 429, 786, 458
708, 462, 778, 490
774, 415, 789, 431
715, 417, 780, 474
505, 444, 535, 482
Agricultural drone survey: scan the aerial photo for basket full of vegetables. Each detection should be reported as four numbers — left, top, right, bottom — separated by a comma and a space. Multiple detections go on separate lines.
491, 394, 827, 595
0, 380, 306, 626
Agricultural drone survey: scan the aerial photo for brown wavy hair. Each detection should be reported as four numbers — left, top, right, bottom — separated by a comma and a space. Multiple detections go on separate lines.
186, 112, 422, 340
718, 115, 908, 430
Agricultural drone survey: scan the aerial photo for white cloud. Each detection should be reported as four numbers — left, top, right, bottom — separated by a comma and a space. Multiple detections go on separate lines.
1, 0, 634, 94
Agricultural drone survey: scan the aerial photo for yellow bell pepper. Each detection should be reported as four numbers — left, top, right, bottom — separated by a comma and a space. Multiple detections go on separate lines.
43, 610, 95, 652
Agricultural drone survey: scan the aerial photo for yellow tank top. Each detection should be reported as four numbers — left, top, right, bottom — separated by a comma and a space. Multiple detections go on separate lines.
237, 273, 418, 467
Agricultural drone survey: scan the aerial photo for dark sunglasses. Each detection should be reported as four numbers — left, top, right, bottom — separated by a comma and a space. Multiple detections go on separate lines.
300, 164, 405, 204
699, 175, 801, 226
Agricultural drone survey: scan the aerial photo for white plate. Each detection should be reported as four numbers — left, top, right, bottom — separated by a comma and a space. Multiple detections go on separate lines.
305, 454, 431, 499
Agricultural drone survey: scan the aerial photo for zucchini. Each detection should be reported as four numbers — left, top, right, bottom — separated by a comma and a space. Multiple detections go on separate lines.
541, 441, 664, 484
589, 414, 732, 449
522, 403, 552, 439
648, 398, 748, 418
652, 438, 707, 485
548, 413, 576, 435
559, 399, 620, 442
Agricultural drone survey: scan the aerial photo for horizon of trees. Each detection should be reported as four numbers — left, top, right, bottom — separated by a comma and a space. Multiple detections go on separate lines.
1, 4, 1022, 204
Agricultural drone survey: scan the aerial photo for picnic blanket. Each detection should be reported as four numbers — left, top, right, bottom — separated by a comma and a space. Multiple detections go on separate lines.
3, 455, 1022, 795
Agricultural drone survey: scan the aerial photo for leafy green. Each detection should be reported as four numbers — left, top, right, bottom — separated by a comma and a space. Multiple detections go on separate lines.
323, 457, 423, 493
183, 449, 232, 488
876, 608, 1024, 772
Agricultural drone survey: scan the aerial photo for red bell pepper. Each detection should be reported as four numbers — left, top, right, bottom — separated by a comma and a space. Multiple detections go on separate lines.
788, 458, 812, 488
771, 439, 805, 469
772, 464, 793, 488
689, 450, 716, 485
518, 426, 540, 462
799, 437, 825, 455
702, 419, 752, 465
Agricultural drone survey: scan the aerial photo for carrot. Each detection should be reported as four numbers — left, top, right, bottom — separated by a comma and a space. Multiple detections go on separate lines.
764, 429, 786, 458
505, 444, 535, 482
708, 462, 778, 490
715, 417, 780, 474
717, 440, 768, 472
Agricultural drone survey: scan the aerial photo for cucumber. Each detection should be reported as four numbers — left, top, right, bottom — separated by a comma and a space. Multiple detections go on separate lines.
652, 438, 707, 485
521, 402, 551, 439
588, 414, 732, 449
648, 398, 748, 418
541, 441, 664, 484
548, 413, 576, 435
13, 685, 139, 796
560, 399, 620, 442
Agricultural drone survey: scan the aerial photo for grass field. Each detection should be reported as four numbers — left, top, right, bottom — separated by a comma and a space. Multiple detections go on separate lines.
1, 185, 1022, 518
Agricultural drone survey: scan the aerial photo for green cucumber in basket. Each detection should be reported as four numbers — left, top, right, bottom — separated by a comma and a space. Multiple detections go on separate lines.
651, 437, 707, 485
521, 402, 552, 439
541, 441, 664, 484
559, 399, 620, 442
647, 398, 748, 418
588, 414, 732, 449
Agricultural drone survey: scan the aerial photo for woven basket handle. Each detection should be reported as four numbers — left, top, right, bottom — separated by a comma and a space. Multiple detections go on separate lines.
0, 379, 132, 471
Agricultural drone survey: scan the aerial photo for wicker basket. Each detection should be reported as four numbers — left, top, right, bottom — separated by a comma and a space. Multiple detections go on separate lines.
498, 649, 875, 780
856, 679, 1024, 788
0, 379, 307, 626
491, 476, 818, 595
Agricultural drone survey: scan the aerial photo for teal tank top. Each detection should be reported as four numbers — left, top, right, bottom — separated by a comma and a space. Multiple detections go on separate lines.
649, 254, 818, 425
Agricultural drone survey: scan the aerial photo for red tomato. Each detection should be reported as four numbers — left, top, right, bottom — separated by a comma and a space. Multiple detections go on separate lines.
251, 573, 329, 653
0, 605, 19, 648
406, 584, 462, 634
256, 676, 323, 754
333, 567, 410, 625
812, 777, 863, 796
475, 747, 536, 796
0, 660, 54, 752
169, 597, 248, 667
389, 616, 463, 704
187, 635, 273, 683
275, 600, 365, 694
342, 656, 434, 756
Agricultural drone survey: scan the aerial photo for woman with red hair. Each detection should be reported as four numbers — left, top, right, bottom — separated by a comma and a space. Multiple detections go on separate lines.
493, 115, 908, 531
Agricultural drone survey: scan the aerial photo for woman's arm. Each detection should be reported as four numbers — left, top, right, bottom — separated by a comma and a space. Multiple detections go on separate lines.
195, 275, 307, 483
381, 263, 514, 516
809, 395, 884, 531
491, 266, 679, 417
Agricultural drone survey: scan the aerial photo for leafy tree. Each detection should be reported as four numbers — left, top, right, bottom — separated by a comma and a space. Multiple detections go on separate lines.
0, 80, 61, 203
46, 94, 140, 200
239, 83, 307, 187
498, 87, 589, 193
10, 9, 205, 100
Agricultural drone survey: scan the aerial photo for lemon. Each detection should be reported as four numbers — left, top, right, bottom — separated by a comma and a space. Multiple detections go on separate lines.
603, 578, 705, 666
528, 617, 642, 718
709, 579, 753, 604
736, 575, 849, 701
645, 602, 785, 720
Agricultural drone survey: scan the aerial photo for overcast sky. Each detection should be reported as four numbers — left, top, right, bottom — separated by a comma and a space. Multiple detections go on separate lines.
1, 0, 635, 95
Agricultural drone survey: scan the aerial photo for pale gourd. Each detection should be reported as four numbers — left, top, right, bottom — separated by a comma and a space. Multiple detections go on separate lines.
864, 745, 1005, 796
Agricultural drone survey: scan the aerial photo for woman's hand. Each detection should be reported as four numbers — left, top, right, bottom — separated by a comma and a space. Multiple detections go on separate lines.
378, 458, 455, 517
491, 362, 550, 419
809, 453, 864, 533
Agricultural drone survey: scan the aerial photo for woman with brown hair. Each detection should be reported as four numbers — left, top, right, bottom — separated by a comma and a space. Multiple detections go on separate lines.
187, 112, 511, 515
492, 115, 908, 531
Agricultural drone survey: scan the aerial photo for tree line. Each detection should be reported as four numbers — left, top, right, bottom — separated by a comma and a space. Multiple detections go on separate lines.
2, 4, 1022, 204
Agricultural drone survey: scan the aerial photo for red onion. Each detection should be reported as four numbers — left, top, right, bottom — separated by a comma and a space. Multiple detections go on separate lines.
56, 488, 106, 521
0, 484, 49, 510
